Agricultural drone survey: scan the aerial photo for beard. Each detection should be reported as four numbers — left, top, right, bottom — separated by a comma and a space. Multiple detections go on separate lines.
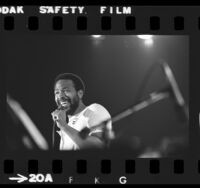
66, 98, 79, 115
57, 95, 80, 115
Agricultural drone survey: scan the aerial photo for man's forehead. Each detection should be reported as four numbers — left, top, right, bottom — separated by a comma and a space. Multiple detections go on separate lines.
54, 79, 74, 89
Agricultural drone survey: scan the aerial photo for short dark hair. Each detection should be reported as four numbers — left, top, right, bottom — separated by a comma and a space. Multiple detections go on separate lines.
54, 73, 85, 93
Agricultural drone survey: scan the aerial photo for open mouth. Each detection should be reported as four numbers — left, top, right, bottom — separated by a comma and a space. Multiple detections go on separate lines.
60, 100, 70, 107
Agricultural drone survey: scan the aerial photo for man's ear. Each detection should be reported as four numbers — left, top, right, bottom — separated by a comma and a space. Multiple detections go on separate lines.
78, 90, 84, 99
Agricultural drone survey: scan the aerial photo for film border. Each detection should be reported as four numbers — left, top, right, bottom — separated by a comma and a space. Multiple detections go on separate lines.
0, 3, 200, 185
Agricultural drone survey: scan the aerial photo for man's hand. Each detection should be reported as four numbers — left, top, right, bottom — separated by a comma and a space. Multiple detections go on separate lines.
51, 109, 67, 129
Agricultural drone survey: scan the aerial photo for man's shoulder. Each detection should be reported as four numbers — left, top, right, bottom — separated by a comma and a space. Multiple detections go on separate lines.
84, 103, 112, 129
83, 103, 111, 118
87, 103, 109, 113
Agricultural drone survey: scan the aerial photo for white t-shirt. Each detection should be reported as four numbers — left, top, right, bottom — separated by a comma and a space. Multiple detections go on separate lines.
57, 103, 112, 150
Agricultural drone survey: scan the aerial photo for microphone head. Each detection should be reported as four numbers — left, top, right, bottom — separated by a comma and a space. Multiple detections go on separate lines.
57, 105, 65, 110
54, 106, 69, 124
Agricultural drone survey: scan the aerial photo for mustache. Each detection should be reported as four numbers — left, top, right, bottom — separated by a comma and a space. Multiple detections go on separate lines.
58, 97, 71, 103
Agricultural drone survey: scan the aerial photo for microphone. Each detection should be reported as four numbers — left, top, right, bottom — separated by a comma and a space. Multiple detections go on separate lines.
52, 105, 69, 149
53, 105, 69, 123
57, 105, 65, 110
52, 105, 67, 121
160, 60, 189, 122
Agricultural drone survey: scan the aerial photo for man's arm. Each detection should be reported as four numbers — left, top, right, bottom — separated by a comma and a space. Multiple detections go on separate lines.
59, 123, 105, 149
51, 105, 110, 149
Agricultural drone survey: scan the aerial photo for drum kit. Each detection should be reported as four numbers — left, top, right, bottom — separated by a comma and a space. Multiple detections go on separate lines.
80, 60, 189, 157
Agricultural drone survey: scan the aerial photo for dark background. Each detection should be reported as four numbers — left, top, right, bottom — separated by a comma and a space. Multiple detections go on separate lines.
4, 35, 188, 152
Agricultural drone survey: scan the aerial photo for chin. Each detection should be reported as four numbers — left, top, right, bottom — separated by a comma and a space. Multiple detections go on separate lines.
62, 105, 70, 110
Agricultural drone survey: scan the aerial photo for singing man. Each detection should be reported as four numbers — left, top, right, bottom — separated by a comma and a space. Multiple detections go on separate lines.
51, 73, 114, 150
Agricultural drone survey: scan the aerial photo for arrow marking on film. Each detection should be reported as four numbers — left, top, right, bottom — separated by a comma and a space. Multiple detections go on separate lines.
9, 174, 28, 183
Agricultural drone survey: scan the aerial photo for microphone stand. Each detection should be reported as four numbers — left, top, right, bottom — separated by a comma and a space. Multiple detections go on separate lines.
80, 90, 170, 139
52, 121, 56, 149
111, 90, 169, 124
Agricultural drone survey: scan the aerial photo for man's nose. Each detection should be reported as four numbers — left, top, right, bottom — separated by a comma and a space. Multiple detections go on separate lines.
58, 91, 66, 99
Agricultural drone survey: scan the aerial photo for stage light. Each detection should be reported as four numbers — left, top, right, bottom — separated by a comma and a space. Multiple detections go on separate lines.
90, 35, 105, 46
137, 35, 153, 40
137, 35, 154, 47
91, 35, 102, 39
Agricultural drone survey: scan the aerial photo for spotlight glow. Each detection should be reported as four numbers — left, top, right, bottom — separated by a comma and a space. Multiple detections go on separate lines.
144, 39, 154, 46
91, 35, 102, 38
137, 35, 153, 40
91, 35, 105, 46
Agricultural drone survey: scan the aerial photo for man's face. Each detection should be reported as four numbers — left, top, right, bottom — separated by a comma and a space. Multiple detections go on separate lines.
54, 79, 81, 115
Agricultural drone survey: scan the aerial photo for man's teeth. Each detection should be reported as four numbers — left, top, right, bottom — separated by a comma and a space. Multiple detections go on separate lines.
61, 101, 69, 106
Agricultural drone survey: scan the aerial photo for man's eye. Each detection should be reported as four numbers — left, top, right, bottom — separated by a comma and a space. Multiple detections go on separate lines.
54, 89, 70, 94
64, 89, 70, 92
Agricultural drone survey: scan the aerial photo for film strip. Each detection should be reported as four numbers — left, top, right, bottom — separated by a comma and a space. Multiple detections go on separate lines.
1, 1, 200, 185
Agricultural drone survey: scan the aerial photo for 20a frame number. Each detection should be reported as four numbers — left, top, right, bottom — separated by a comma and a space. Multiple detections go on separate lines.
29, 174, 53, 183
